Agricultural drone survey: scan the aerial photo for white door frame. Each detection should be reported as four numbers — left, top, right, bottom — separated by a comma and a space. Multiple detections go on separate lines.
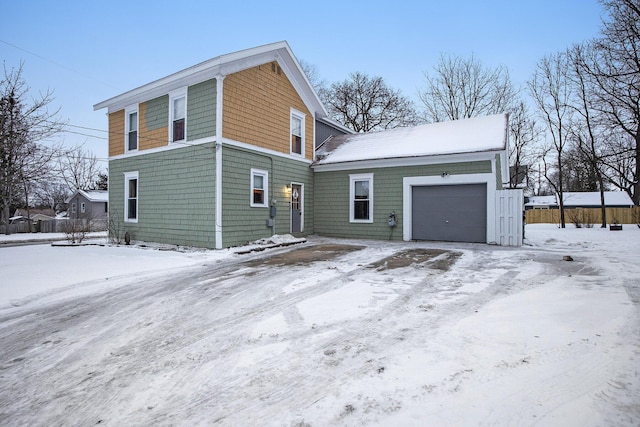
402, 173, 497, 244
290, 182, 304, 233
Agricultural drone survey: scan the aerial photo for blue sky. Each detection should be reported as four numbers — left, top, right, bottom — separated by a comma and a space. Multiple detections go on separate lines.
1, 0, 605, 165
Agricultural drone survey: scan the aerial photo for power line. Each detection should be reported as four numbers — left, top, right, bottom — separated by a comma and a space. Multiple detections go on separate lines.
0, 39, 121, 90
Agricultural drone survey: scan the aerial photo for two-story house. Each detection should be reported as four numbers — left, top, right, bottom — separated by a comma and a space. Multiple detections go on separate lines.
94, 41, 344, 249
95, 41, 522, 249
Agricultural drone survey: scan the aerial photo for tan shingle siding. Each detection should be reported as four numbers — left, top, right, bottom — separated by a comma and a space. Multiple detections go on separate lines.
139, 101, 168, 150
109, 110, 125, 157
223, 62, 313, 159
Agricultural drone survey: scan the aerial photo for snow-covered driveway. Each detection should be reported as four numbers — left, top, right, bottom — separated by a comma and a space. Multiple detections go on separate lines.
1, 226, 639, 426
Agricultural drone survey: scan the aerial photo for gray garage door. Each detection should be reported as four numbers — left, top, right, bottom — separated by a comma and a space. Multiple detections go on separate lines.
412, 184, 487, 243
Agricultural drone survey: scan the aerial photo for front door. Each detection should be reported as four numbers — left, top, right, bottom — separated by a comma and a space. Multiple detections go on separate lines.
291, 183, 302, 233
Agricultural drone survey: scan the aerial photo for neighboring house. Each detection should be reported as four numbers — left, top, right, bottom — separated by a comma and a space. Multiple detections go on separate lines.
524, 195, 557, 210
525, 191, 634, 209
12, 208, 56, 223
94, 41, 521, 248
561, 191, 634, 208
66, 190, 109, 221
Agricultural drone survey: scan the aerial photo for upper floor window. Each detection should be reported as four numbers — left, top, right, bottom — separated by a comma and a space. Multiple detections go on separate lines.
170, 89, 187, 143
124, 171, 139, 222
125, 106, 138, 151
290, 109, 305, 156
250, 169, 268, 208
81, 202, 86, 213
349, 173, 374, 223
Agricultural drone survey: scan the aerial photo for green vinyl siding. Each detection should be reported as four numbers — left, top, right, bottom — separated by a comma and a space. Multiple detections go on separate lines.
187, 79, 216, 140
109, 143, 216, 248
221, 145, 313, 247
314, 160, 492, 241
495, 153, 503, 189
145, 95, 169, 131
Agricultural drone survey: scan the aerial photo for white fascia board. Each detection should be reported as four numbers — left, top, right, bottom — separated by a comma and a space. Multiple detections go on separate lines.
108, 136, 217, 160
275, 45, 328, 119
221, 138, 313, 165
316, 116, 355, 135
312, 151, 502, 173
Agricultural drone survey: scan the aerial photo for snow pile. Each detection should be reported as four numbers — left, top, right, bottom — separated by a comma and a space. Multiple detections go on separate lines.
234, 234, 307, 253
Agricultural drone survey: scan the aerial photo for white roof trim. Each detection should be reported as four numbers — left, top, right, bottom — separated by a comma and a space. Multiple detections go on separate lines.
94, 41, 327, 119
312, 150, 500, 172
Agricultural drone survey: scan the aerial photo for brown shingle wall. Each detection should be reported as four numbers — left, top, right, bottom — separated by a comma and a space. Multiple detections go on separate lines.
139, 101, 168, 151
223, 62, 313, 159
109, 110, 125, 157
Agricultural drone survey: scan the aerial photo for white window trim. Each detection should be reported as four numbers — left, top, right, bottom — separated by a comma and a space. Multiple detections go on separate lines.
124, 104, 138, 152
250, 168, 269, 208
124, 171, 139, 223
290, 108, 305, 158
349, 173, 374, 223
71, 202, 77, 214
81, 202, 86, 213
169, 87, 187, 143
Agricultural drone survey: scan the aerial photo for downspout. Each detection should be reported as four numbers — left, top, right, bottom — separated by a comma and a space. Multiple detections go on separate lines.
215, 75, 225, 249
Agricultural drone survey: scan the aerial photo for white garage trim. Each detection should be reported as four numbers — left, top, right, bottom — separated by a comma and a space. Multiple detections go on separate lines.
403, 173, 497, 244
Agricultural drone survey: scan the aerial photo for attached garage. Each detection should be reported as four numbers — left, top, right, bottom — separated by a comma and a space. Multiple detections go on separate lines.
411, 184, 487, 243
313, 114, 523, 246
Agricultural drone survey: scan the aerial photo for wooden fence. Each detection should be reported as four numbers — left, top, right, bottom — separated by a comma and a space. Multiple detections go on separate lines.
526, 206, 640, 225
0, 218, 107, 235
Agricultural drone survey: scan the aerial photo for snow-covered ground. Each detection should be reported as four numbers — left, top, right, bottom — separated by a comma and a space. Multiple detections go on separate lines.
0, 225, 639, 425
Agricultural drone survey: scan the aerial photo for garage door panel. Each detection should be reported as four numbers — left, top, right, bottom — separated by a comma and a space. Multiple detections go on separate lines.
412, 184, 486, 243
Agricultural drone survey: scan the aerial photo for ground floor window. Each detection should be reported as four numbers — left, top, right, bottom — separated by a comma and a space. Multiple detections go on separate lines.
349, 173, 373, 223
124, 171, 139, 222
250, 169, 268, 207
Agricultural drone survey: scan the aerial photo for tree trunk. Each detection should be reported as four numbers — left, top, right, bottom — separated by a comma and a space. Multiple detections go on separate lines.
634, 131, 640, 205
557, 152, 566, 228
598, 181, 607, 227
3, 198, 10, 235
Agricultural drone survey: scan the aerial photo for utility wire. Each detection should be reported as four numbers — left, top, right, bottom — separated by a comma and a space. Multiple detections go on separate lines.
0, 38, 121, 90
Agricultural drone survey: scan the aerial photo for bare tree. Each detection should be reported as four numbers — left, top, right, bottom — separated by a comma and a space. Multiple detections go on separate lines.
1, 62, 65, 233
320, 72, 420, 132
585, 0, 640, 204
529, 52, 574, 228
34, 181, 70, 211
508, 101, 540, 190
567, 42, 610, 226
58, 145, 100, 190
94, 171, 108, 191
299, 59, 327, 94
419, 53, 516, 123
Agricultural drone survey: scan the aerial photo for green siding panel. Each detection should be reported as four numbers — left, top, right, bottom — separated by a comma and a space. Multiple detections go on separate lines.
187, 79, 217, 141
109, 143, 217, 248
221, 145, 313, 247
313, 161, 492, 241
495, 153, 503, 189
145, 95, 168, 131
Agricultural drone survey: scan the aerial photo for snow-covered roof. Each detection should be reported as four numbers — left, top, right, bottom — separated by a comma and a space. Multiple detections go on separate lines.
561, 191, 633, 207
525, 195, 557, 207
66, 190, 108, 203
525, 192, 634, 208
314, 114, 508, 166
